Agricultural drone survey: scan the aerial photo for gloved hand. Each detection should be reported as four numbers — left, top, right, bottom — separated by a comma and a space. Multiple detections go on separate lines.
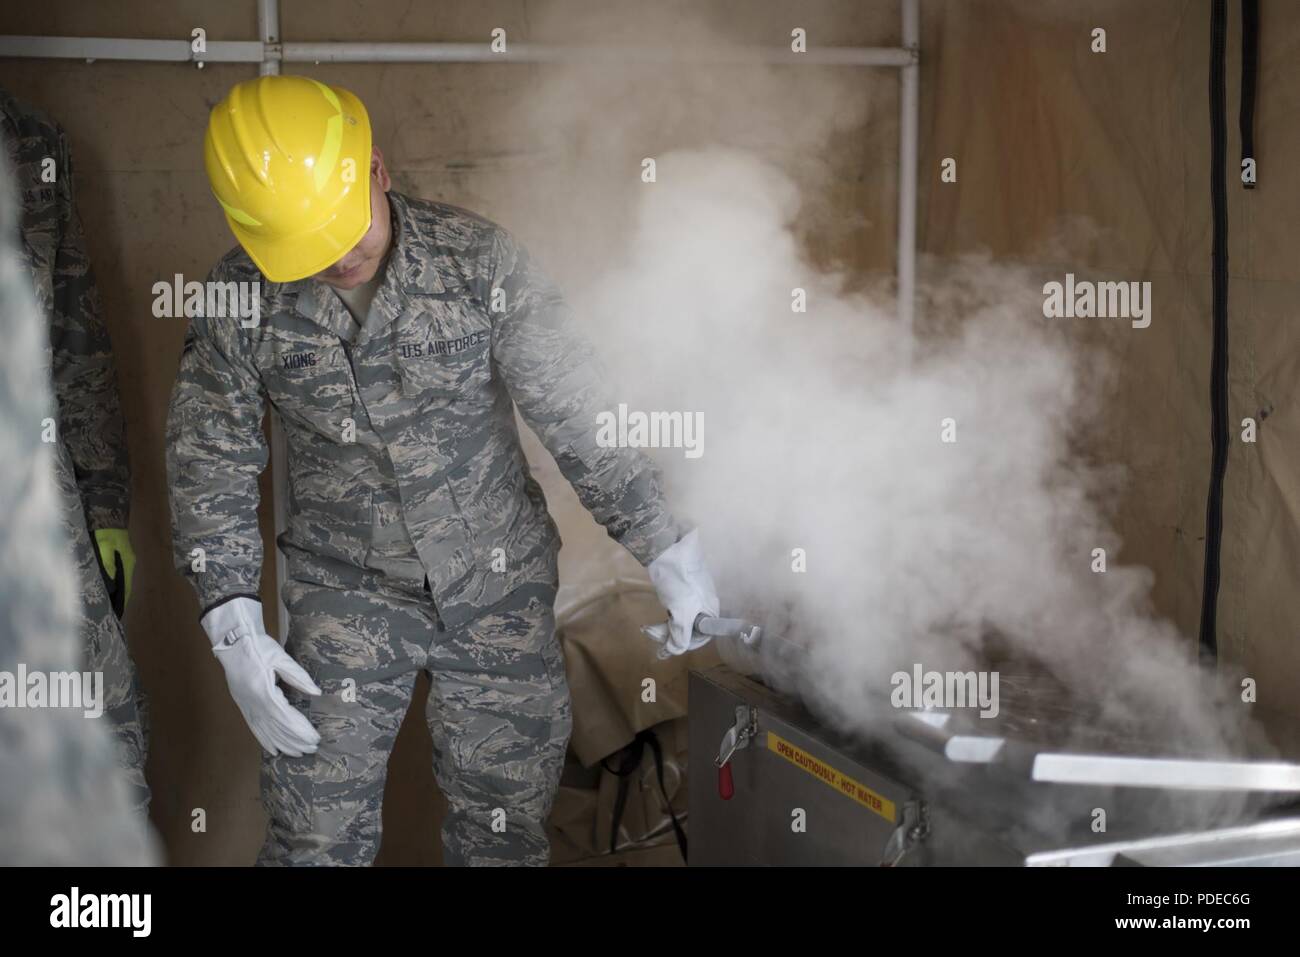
94, 528, 135, 616
646, 528, 720, 656
201, 597, 322, 757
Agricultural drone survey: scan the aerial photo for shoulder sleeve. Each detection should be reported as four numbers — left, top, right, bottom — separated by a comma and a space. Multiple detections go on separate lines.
165, 259, 269, 611
487, 228, 681, 564
47, 124, 132, 530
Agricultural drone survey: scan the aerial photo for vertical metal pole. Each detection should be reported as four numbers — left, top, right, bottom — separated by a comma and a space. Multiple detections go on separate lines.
258, 0, 291, 641
259, 0, 280, 76
898, 0, 920, 358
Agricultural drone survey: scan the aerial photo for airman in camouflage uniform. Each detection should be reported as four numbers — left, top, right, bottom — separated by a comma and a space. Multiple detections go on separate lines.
0, 140, 155, 865
168, 190, 684, 865
1, 89, 150, 813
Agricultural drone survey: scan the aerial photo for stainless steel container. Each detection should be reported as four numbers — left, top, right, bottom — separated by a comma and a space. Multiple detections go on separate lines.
689, 665, 1300, 866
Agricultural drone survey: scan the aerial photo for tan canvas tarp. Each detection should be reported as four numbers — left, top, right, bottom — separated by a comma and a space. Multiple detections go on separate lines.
922, 0, 1300, 726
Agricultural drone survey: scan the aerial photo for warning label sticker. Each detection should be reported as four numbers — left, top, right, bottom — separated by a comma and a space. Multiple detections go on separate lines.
767, 732, 896, 823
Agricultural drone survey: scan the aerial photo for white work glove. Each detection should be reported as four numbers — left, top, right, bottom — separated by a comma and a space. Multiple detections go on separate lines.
201, 597, 322, 757
646, 528, 720, 656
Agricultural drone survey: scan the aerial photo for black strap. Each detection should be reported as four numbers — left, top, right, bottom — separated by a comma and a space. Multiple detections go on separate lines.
1240, 0, 1259, 188
1198, 0, 1229, 661
602, 728, 688, 862
642, 729, 689, 862
602, 739, 643, 855
99, 551, 126, 619
198, 592, 262, 619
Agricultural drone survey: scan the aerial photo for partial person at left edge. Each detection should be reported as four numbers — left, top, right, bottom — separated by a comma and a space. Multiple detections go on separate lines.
0, 86, 151, 813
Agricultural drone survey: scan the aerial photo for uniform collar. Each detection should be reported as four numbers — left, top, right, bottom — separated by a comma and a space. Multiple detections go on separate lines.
386, 191, 446, 296
290, 191, 443, 340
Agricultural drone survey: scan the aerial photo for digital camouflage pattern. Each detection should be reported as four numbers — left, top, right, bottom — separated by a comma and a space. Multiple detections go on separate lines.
265, 575, 569, 865
169, 191, 680, 626
168, 190, 680, 864
1, 89, 131, 532
0, 141, 155, 864
0, 89, 149, 813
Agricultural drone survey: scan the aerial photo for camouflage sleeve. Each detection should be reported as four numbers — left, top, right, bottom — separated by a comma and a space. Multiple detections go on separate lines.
487, 228, 682, 565
165, 262, 268, 613
0, 148, 156, 864
48, 126, 131, 530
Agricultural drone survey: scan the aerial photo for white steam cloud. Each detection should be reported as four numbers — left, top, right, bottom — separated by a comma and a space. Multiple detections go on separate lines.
582, 149, 1249, 760
497, 7, 1263, 795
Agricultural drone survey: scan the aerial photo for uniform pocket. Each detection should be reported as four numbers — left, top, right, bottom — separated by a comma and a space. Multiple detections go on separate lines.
257, 334, 356, 440
393, 299, 493, 402
364, 488, 425, 578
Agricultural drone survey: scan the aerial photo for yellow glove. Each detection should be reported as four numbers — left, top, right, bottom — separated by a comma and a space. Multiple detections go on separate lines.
94, 527, 136, 610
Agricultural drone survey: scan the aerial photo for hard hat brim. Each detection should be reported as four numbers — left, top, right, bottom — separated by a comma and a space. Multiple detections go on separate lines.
229, 188, 373, 285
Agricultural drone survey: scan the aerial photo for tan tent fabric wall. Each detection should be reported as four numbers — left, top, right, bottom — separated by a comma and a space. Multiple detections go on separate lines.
920, 0, 1300, 725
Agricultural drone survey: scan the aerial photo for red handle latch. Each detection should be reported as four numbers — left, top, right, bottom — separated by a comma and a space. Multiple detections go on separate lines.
718, 761, 735, 800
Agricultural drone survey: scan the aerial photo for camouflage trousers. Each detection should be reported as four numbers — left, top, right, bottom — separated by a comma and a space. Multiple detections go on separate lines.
61, 472, 150, 814
80, 591, 151, 815
261, 575, 572, 866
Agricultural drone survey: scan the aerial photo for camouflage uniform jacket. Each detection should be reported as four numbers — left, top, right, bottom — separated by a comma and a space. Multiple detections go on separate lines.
168, 191, 680, 627
1, 89, 132, 534
0, 103, 154, 862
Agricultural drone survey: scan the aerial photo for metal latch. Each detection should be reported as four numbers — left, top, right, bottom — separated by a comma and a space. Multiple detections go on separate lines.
715, 706, 758, 800
880, 800, 930, 866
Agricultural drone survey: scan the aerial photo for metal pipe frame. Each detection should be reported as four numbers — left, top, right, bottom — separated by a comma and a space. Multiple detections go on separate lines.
0, 38, 914, 67
1, 0, 921, 638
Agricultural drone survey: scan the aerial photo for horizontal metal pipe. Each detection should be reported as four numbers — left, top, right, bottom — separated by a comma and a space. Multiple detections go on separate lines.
282, 41, 916, 67
0, 35, 264, 62
0, 35, 913, 68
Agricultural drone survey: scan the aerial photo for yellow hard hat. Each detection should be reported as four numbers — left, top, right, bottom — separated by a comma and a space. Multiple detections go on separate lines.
203, 75, 373, 283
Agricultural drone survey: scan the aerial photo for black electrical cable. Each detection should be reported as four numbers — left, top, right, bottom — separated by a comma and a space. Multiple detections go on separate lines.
601, 729, 688, 862
1241, 0, 1259, 188
1198, 0, 1229, 661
